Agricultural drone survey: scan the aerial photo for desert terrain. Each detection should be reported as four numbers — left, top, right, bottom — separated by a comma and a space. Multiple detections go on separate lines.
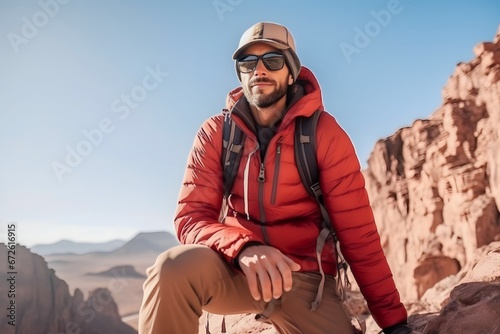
37, 231, 179, 330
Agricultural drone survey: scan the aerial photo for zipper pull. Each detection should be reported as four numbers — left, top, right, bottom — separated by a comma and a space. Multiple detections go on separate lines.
258, 163, 265, 182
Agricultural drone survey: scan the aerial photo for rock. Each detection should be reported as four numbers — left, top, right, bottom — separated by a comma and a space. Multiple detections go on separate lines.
410, 282, 500, 334
199, 313, 276, 333
0, 244, 136, 334
413, 255, 460, 299
364, 23, 500, 301
415, 242, 500, 311
404, 242, 500, 334
473, 42, 496, 57
76, 288, 136, 334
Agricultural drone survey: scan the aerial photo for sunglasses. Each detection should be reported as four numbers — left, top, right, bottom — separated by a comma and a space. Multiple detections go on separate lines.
237, 52, 285, 73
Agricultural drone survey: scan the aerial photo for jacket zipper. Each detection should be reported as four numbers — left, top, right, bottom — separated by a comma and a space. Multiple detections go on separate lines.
257, 161, 270, 244
270, 138, 282, 205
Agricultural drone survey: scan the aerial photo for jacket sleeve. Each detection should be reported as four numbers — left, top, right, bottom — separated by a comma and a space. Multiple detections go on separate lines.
174, 116, 264, 264
316, 113, 407, 328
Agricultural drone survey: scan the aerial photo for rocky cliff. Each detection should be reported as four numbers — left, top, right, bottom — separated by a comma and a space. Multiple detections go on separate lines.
0, 244, 137, 334
364, 24, 500, 302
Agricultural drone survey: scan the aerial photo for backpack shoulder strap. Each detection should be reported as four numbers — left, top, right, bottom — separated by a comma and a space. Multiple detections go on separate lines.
294, 111, 357, 325
294, 110, 331, 225
221, 111, 246, 199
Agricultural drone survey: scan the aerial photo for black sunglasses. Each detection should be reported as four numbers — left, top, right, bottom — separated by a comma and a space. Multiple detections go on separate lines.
237, 52, 285, 73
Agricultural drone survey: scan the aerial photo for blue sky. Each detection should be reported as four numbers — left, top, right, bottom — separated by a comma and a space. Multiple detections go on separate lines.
1, 0, 499, 247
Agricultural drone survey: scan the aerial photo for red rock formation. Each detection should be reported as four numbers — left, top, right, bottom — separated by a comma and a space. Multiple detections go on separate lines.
413, 255, 461, 299
0, 244, 136, 334
420, 281, 500, 333
407, 242, 500, 333
364, 24, 500, 301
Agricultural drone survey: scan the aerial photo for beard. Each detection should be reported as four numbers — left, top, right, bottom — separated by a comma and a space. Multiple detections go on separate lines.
243, 78, 288, 108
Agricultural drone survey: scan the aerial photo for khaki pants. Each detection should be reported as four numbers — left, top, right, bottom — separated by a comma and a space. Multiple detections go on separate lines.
138, 244, 353, 334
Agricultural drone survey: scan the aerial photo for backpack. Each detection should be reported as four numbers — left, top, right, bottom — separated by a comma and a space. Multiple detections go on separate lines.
220, 110, 366, 333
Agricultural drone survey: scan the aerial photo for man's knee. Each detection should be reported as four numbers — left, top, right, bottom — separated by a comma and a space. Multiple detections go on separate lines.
146, 244, 222, 282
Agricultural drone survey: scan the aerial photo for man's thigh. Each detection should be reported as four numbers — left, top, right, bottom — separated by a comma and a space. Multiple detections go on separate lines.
269, 272, 354, 334
140, 244, 266, 334
172, 244, 266, 316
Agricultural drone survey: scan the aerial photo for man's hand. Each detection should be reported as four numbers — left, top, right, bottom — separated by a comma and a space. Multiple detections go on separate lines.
238, 245, 301, 302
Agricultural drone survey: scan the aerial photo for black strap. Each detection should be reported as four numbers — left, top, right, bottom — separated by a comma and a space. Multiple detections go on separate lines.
221, 112, 246, 198
294, 110, 349, 279
294, 110, 330, 223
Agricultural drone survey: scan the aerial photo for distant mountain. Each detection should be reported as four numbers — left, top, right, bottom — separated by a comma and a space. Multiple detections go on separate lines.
31, 239, 127, 256
86, 265, 146, 278
109, 231, 179, 255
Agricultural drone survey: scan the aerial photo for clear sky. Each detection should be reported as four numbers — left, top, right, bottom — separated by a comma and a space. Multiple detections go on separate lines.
1, 0, 499, 247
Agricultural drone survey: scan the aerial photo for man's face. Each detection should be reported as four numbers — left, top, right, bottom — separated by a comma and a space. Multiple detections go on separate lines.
238, 43, 293, 109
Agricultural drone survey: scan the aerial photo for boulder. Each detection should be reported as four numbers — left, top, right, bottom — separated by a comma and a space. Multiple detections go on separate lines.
0, 244, 136, 334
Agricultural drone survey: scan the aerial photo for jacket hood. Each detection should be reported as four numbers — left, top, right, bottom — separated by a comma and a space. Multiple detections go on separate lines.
225, 66, 325, 132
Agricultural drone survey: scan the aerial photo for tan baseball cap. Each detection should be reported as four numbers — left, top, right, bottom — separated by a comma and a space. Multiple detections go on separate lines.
233, 22, 301, 82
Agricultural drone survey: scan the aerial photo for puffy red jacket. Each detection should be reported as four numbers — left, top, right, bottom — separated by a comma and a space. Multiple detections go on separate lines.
175, 66, 407, 328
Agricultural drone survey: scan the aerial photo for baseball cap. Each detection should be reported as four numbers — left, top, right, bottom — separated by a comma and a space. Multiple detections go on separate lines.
233, 22, 301, 82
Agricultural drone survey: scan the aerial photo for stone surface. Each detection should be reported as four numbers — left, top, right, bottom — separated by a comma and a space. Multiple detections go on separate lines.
413, 255, 461, 299
0, 244, 136, 334
410, 281, 500, 334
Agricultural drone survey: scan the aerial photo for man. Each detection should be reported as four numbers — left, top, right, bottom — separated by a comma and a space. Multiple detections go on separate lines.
139, 22, 412, 334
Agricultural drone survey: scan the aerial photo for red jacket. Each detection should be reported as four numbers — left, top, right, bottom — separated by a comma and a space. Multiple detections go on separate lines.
175, 66, 407, 328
